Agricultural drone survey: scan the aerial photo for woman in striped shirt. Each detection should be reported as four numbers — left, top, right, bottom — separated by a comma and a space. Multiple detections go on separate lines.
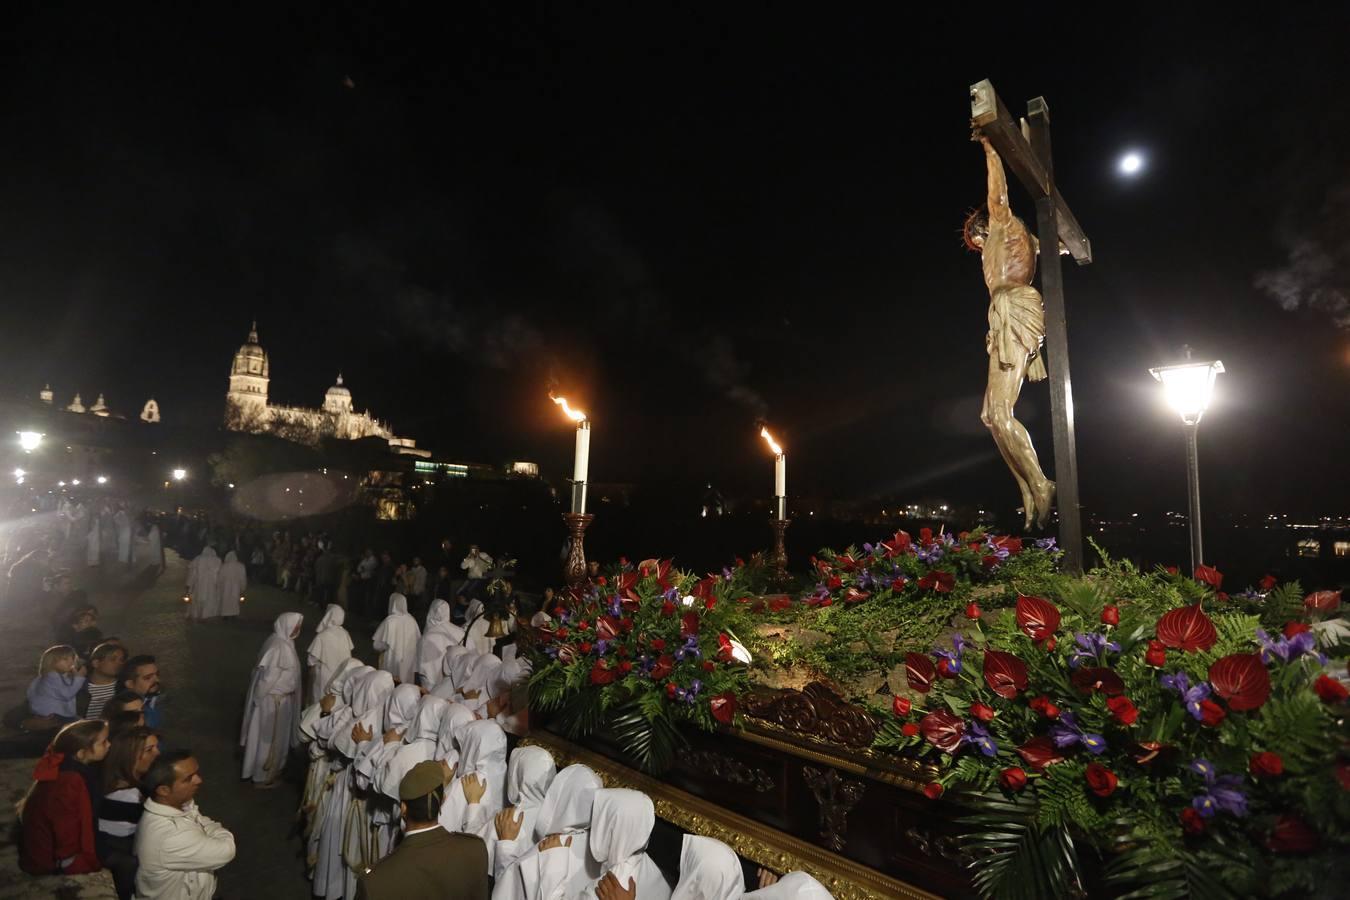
80, 642, 126, 719
99, 726, 160, 900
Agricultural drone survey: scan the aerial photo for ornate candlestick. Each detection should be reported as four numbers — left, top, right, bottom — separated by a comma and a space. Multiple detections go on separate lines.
562, 512, 594, 590
769, 517, 791, 586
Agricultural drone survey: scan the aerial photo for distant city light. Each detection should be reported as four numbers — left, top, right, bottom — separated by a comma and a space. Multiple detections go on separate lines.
13, 468, 25, 479
171, 468, 187, 481
227, 482, 235, 489
1118, 151, 1144, 175
96, 475, 108, 484
71, 478, 81, 486
17, 431, 42, 451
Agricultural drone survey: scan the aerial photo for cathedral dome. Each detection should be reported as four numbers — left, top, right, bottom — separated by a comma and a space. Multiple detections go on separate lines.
326, 373, 351, 399
232, 321, 269, 377
323, 373, 353, 413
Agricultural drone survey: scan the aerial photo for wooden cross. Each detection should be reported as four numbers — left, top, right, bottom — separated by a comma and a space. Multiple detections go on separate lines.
970, 79, 1092, 573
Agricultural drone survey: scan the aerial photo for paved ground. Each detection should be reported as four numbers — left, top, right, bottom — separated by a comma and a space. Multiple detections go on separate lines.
1, 550, 378, 899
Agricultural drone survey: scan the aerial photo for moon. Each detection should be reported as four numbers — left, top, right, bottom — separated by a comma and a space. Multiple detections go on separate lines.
1118, 151, 1144, 176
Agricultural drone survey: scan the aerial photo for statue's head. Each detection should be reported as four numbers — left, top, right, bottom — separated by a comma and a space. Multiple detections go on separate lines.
962, 206, 988, 251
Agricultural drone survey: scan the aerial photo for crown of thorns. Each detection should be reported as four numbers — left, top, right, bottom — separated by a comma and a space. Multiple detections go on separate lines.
961, 205, 988, 252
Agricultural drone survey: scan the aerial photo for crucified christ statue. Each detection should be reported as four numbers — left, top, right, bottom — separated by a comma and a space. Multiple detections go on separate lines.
965, 133, 1055, 530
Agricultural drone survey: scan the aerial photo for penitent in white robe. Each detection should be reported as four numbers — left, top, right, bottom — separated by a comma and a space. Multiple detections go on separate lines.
142, 523, 165, 571
570, 788, 672, 900
186, 547, 223, 620
86, 519, 101, 567
498, 764, 604, 900
218, 551, 247, 618
114, 510, 132, 564
371, 593, 420, 685
306, 605, 355, 705
241, 612, 305, 783
415, 599, 465, 687
310, 666, 373, 900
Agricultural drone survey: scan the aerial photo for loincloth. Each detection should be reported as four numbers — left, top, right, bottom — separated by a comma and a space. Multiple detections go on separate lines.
987, 284, 1047, 381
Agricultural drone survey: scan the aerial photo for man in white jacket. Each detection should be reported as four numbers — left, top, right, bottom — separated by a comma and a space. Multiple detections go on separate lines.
135, 751, 236, 900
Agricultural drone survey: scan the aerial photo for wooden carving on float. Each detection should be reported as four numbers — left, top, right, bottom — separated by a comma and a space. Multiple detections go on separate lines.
741, 682, 880, 749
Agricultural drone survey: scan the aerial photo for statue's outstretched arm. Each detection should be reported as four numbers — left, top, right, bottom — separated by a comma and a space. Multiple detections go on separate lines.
982, 137, 1012, 226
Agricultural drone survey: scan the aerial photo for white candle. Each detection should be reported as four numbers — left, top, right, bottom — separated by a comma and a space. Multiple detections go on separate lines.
775, 453, 786, 498
574, 421, 590, 484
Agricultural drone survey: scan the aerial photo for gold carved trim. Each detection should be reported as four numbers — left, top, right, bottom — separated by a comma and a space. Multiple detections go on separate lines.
523, 731, 942, 900
736, 720, 940, 793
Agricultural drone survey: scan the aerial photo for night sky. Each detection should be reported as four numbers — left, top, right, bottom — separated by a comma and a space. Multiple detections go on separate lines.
3, 5, 1349, 518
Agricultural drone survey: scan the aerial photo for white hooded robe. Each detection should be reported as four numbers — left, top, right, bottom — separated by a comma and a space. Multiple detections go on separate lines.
217, 550, 247, 617
307, 605, 355, 705
186, 547, 223, 620
241, 612, 305, 783
371, 593, 420, 685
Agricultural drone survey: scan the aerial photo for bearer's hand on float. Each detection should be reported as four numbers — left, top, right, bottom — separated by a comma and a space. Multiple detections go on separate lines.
757, 869, 780, 888
382, 728, 403, 744
538, 834, 572, 852
351, 722, 374, 743
597, 873, 636, 900
320, 694, 336, 713
495, 807, 523, 840
462, 773, 486, 804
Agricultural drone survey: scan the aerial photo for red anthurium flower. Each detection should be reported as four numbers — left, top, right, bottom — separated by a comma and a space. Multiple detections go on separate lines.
768, 595, 792, 612
842, 588, 871, 605
999, 767, 1027, 791
827, 575, 843, 590
1106, 696, 1138, 725
590, 661, 616, 685
1071, 667, 1126, 696
970, 703, 996, 723
709, 692, 737, 725
1017, 736, 1065, 771
919, 710, 965, 753
1144, 640, 1167, 667
919, 527, 934, 544
1084, 762, 1118, 797
595, 576, 607, 586
650, 655, 674, 681
1193, 564, 1223, 589
1156, 605, 1218, 652
834, 553, 860, 572
905, 652, 936, 694
557, 644, 577, 664
922, 782, 944, 800
692, 576, 719, 601
1164, 566, 1179, 576
1029, 695, 1060, 719
1208, 653, 1272, 711
716, 633, 733, 662
1313, 674, 1348, 704
1304, 590, 1342, 613
1130, 741, 1176, 767
881, 531, 913, 557
917, 571, 955, 593
596, 616, 620, 641
1250, 752, 1283, 778
1198, 699, 1227, 727
704, 596, 717, 611
991, 535, 1022, 556
620, 596, 641, 615
965, 602, 982, 620
1265, 815, 1320, 854
661, 601, 676, 617
901, 723, 920, 737
1180, 807, 1206, 835
892, 696, 911, 717
1101, 605, 1120, 626
983, 650, 1028, 699
1259, 574, 1278, 591
1283, 621, 1311, 639
1015, 595, 1061, 643
680, 612, 700, 638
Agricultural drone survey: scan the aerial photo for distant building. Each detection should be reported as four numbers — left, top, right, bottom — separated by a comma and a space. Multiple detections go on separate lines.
224, 321, 426, 455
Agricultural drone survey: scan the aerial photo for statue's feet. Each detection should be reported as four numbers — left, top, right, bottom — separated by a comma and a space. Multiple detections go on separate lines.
1033, 480, 1057, 530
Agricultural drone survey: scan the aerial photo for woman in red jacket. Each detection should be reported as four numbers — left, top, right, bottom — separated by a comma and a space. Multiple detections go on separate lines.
18, 718, 110, 876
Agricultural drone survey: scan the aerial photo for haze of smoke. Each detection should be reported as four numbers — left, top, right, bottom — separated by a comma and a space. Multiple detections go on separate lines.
1254, 168, 1350, 329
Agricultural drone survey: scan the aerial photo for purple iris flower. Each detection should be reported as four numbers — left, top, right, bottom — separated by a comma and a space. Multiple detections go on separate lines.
857, 570, 876, 591
917, 544, 945, 563
964, 721, 998, 757
1068, 632, 1121, 669
862, 542, 875, 555
663, 587, 681, 602
932, 634, 966, 674
983, 537, 1011, 561
558, 610, 571, 624
689, 679, 703, 696
1161, 672, 1212, 721
1035, 536, 1058, 552
1049, 711, 1107, 755
940, 531, 957, 548
595, 640, 609, 656
810, 584, 831, 603
608, 596, 622, 617
722, 566, 734, 581
1255, 628, 1323, 665
545, 646, 559, 659
1189, 759, 1248, 818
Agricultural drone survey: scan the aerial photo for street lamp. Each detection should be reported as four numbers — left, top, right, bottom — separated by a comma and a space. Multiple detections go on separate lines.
1150, 349, 1224, 573
171, 468, 187, 481
17, 431, 42, 452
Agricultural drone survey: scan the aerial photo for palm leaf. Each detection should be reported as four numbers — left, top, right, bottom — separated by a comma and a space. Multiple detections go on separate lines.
958, 792, 1082, 900
608, 697, 687, 773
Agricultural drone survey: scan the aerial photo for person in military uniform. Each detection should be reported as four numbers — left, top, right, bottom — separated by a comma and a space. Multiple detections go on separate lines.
356, 760, 489, 900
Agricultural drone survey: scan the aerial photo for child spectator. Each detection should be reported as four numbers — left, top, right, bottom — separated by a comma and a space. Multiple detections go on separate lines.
79, 642, 127, 719
18, 719, 111, 876
28, 645, 87, 721
57, 606, 104, 659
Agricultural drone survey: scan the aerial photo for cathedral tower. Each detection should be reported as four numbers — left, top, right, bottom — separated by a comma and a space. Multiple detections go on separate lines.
225, 321, 270, 428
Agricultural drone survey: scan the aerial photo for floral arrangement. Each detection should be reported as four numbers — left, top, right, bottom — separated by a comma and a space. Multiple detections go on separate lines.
869, 552, 1350, 898
525, 557, 757, 771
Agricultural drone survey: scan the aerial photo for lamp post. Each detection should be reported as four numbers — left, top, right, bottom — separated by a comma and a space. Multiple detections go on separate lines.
1150, 348, 1224, 574
551, 394, 593, 590
760, 427, 790, 585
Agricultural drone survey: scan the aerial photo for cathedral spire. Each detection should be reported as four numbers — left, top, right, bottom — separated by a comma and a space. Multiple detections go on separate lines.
248, 319, 259, 343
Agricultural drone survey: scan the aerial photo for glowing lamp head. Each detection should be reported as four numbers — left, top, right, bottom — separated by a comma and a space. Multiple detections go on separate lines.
1118, 151, 1144, 176
550, 393, 587, 423
96, 475, 108, 485
760, 427, 783, 456
17, 431, 42, 451
171, 468, 187, 482
1150, 358, 1224, 425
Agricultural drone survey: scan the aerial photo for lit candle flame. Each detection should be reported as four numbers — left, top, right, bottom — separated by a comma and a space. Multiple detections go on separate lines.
760, 427, 783, 456
550, 393, 587, 422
